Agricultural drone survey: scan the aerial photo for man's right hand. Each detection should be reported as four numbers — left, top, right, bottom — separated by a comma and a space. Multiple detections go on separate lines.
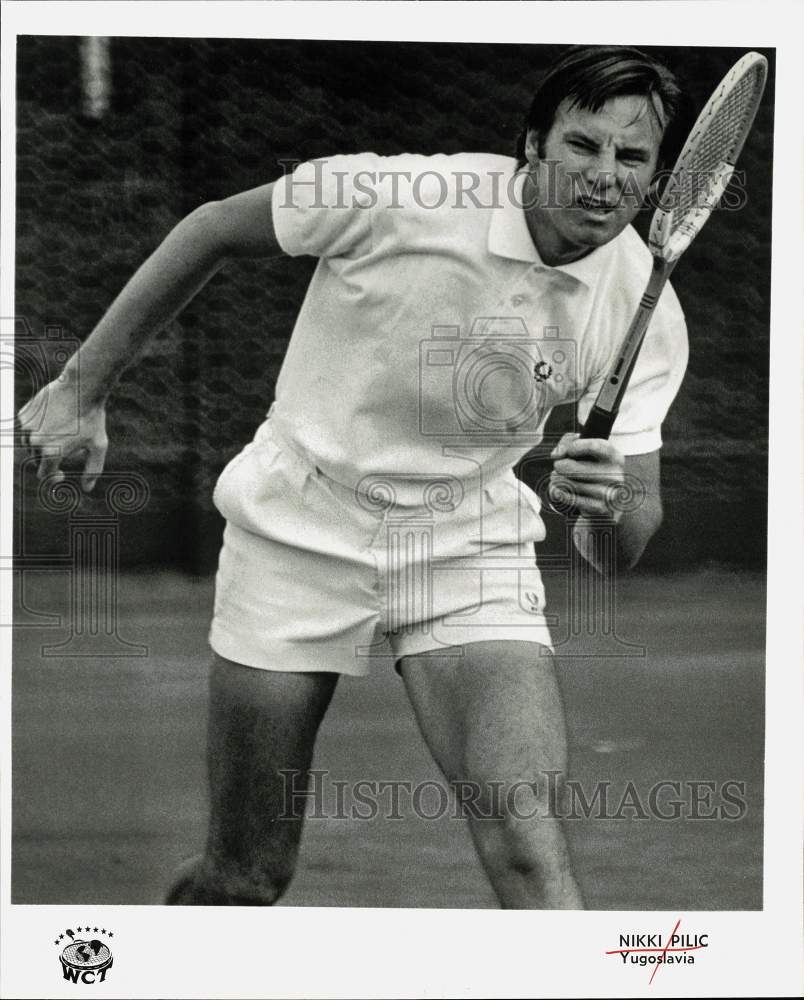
17, 377, 108, 492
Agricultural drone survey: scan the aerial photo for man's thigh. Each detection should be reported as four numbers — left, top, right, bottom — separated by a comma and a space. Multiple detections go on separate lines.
204, 653, 338, 875
397, 640, 567, 794
399, 640, 583, 908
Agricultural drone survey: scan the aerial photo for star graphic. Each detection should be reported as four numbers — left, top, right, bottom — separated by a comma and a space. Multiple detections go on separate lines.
59, 934, 64, 941
93, 927, 98, 933
101, 928, 106, 935
54, 940, 59, 945
77, 926, 83, 933
108, 931, 114, 938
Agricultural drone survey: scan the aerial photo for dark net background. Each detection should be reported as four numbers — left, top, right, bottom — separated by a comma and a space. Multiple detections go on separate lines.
15, 38, 773, 572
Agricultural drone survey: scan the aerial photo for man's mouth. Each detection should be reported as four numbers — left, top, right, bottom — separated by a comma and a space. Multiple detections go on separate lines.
575, 197, 618, 217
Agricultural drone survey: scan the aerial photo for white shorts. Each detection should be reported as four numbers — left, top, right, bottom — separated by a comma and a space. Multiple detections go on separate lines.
208, 417, 554, 676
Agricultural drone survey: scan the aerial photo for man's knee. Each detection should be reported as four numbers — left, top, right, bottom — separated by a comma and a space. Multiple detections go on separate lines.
461, 767, 572, 871
471, 810, 572, 883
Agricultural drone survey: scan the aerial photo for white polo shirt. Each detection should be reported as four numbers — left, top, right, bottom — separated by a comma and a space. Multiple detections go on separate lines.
269, 153, 688, 504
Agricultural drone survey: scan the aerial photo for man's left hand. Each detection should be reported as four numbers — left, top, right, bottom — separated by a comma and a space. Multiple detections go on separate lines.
548, 432, 626, 522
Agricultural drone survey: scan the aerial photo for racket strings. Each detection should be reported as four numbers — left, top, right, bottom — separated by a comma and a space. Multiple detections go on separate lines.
666, 64, 765, 236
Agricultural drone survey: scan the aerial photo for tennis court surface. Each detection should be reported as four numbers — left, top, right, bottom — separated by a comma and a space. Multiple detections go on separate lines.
12, 566, 764, 909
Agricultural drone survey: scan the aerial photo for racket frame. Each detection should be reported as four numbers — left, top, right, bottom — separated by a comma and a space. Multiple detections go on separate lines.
579, 51, 768, 441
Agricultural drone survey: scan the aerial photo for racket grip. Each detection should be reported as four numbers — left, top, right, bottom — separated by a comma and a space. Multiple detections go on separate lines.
579, 405, 615, 441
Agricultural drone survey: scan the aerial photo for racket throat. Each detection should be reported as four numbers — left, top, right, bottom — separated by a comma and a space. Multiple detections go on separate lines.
582, 257, 674, 438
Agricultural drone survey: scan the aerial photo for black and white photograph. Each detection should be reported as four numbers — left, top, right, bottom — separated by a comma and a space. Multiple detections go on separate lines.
1, 2, 802, 998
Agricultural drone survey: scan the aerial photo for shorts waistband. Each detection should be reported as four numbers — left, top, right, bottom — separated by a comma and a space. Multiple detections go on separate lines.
260, 407, 513, 516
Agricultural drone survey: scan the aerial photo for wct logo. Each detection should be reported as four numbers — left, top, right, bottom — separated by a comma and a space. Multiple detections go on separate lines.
55, 926, 114, 984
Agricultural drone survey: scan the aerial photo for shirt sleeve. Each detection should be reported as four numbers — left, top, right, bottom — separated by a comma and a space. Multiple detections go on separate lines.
577, 311, 689, 455
271, 153, 380, 259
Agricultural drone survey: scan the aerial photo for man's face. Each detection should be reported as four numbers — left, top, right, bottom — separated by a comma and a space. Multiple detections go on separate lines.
523, 94, 663, 265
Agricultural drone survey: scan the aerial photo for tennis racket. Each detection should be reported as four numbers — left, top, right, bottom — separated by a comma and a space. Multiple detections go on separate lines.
579, 51, 768, 441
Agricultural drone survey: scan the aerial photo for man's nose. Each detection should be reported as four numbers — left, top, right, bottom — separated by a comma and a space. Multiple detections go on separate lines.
581, 150, 619, 191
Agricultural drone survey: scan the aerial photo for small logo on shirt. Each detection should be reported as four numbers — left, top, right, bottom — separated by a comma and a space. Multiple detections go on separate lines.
524, 591, 542, 612
533, 361, 553, 382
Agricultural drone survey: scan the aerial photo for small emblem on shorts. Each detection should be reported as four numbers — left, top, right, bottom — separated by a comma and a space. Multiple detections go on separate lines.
533, 361, 553, 382
55, 926, 114, 984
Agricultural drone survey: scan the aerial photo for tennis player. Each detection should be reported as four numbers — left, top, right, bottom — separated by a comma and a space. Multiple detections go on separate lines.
18, 46, 689, 909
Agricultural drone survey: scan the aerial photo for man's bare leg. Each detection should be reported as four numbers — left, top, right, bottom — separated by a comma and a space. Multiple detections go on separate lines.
166, 653, 338, 905
399, 640, 583, 909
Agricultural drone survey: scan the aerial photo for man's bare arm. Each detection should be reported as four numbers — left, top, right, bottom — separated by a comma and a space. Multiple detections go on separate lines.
612, 449, 663, 566
571, 449, 663, 573
17, 182, 282, 487
62, 182, 282, 402
549, 437, 663, 573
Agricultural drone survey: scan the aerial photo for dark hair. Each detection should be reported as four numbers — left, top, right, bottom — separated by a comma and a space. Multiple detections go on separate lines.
515, 45, 690, 168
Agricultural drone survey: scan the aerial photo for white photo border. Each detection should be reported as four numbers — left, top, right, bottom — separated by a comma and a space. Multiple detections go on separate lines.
1, 2, 801, 998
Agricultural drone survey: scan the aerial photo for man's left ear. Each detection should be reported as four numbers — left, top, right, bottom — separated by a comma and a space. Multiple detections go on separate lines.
523, 128, 542, 166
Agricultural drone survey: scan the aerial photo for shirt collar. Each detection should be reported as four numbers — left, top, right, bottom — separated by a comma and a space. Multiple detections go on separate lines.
488, 165, 615, 289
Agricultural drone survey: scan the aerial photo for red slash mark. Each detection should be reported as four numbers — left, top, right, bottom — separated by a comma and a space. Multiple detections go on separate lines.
604, 917, 707, 984
649, 917, 682, 985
